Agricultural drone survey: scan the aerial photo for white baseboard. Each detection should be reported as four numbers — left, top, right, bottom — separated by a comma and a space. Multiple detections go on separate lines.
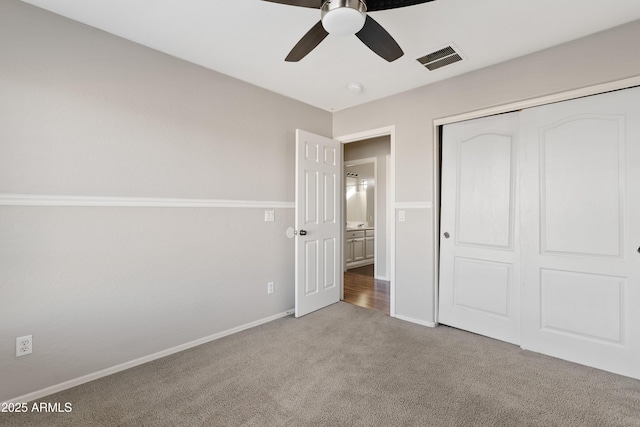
3, 309, 294, 405
346, 259, 374, 269
394, 314, 436, 328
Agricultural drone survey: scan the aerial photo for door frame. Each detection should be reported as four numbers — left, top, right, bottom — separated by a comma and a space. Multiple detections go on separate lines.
335, 126, 396, 317
432, 76, 640, 325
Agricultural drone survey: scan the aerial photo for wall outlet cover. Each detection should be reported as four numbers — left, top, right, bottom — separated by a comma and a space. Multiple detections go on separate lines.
16, 335, 33, 357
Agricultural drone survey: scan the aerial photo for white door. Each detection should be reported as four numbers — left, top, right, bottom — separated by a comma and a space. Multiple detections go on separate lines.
295, 129, 342, 317
439, 112, 521, 345
519, 87, 640, 379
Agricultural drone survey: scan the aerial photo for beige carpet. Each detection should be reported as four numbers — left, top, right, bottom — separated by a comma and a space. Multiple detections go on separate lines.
2, 302, 640, 426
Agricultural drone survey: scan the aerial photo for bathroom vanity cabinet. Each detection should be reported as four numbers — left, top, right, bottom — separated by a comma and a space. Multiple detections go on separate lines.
345, 228, 374, 269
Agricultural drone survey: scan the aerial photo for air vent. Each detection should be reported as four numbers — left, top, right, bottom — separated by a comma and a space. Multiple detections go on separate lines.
417, 45, 463, 71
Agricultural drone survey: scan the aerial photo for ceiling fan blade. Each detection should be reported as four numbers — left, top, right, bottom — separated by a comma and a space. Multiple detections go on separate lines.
366, 0, 436, 12
285, 21, 329, 62
356, 15, 403, 62
261, 0, 322, 8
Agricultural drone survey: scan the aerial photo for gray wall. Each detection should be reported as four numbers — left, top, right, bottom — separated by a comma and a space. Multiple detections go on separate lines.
0, 1, 331, 402
344, 137, 391, 279
333, 20, 640, 325
3, 0, 640, 403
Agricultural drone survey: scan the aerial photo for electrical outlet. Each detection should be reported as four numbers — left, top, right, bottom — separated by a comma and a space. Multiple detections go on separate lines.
267, 281, 274, 294
16, 335, 32, 357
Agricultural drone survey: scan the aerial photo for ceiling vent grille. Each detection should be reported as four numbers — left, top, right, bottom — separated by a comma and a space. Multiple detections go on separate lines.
417, 45, 463, 71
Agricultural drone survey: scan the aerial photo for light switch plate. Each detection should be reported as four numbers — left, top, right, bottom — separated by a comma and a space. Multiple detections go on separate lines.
264, 210, 275, 222
399, 210, 406, 222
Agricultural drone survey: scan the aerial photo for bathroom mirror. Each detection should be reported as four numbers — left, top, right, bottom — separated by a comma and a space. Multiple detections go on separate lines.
345, 162, 374, 229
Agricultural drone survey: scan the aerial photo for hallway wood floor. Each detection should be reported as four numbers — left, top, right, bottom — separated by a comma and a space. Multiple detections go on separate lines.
343, 264, 390, 315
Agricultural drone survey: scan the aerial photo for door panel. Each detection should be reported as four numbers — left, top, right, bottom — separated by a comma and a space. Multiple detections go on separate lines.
539, 269, 624, 344
439, 112, 521, 345
457, 133, 514, 248
519, 87, 639, 379
540, 115, 624, 257
323, 238, 336, 289
304, 240, 318, 295
454, 258, 512, 317
324, 173, 336, 223
304, 171, 317, 224
353, 238, 364, 261
295, 130, 342, 317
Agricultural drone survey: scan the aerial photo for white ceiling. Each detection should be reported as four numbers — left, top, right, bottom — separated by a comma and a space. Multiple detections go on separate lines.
20, 0, 640, 111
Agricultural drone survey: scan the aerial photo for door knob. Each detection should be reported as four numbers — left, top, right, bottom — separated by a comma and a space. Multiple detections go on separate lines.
443, 232, 450, 239
285, 228, 308, 238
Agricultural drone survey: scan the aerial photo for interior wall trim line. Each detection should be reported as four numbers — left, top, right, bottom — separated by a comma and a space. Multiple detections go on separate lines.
0, 194, 295, 209
395, 202, 433, 209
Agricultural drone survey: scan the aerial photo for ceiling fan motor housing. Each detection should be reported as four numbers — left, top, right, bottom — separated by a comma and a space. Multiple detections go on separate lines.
321, 0, 367, 36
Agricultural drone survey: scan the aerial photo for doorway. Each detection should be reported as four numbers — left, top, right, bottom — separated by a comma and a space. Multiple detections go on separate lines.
342, 136, 391, 315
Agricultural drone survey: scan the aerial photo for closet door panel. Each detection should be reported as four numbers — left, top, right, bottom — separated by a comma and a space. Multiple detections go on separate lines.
439, 112, 521, 345
540, 115, 624, 257
519, 87, 640, 379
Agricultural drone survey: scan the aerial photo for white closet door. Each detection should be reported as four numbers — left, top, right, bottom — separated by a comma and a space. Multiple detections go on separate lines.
519, 87, 640, 379
439, 112, 521, 345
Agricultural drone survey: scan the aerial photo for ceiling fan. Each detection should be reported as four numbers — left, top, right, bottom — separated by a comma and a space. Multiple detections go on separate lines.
263, 0, 436, 62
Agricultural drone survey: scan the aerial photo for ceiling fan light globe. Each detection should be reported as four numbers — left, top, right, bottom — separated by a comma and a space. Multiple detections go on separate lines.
321, 0, 367, 36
